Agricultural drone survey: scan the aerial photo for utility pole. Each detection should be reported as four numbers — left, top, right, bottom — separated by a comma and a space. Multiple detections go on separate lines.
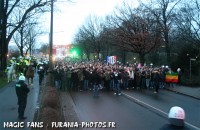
49, 0, 54, 70
49, 0, 54, 84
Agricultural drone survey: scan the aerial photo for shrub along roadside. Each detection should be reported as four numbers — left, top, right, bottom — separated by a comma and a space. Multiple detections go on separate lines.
33, 74, 64, 130
178, 72, 200, 87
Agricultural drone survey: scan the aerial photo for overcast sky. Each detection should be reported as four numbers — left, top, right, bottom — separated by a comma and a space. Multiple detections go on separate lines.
38, 0, 139, 46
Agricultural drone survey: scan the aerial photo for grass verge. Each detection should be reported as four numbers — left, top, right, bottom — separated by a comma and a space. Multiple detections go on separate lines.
0, 75, 7, 89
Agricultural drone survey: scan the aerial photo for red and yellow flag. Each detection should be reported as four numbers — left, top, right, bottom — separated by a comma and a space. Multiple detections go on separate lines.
165, 72, 178, 83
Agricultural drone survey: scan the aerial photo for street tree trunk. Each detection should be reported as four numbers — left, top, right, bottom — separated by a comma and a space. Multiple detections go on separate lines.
20, 46, 24, 57
0, 0, 3, 69
0, 0, 8, 70
86, 53, 90, 60
163, 18, 171, 65
29, 44, 32, 55
122, 49, 126, 64
139, 53, 145, 65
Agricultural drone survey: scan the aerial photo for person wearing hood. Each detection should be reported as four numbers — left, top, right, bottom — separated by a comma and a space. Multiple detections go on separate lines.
15, 75, 30, 120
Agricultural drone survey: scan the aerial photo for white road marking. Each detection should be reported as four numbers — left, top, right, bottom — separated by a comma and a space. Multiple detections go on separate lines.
122, 92, 200, 130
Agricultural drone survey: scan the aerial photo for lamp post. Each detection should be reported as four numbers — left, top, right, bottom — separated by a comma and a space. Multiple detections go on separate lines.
133, 57, 136, 62
49, 0, 54, 71
189, 58, 196, 81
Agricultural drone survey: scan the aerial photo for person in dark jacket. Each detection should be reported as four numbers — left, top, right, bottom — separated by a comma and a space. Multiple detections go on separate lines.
71, 69, 79, 91
83, 68, 90, 91
38, 66, 45, 85
15, 75, 30, 120
53, 67, 63, 90
26, 65, 35, 88
92, 69, 101, 97
153, 70, 161, 93
113, 70, 122, 96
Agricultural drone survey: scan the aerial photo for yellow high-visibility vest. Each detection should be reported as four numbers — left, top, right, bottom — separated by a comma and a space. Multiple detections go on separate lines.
24, 60, 29, 66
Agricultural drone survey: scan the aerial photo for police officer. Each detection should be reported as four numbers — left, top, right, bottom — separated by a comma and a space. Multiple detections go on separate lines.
16, 57, 24, 75
15, 75, 30, 120
38, 66, 45, 85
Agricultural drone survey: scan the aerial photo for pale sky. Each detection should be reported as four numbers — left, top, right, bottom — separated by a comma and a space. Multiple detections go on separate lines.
39, 0, 139, 46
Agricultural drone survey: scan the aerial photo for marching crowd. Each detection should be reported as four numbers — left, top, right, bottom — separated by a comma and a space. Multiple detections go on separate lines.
9, 57, 180, 119
52, 61, 181, 97
7, 56, 181, 97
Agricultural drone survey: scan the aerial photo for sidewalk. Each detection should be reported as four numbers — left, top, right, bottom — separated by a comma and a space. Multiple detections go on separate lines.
165, 85, 200, 100
60, 92, 81, 130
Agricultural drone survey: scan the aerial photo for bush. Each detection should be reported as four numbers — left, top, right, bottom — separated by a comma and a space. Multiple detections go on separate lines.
180, 75, 200, 86
35, 74, 64, 130
40, 107, 61, 130
42, 86, 59, 109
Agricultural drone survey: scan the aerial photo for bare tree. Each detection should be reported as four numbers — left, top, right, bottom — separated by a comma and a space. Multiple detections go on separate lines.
139, 0, 182, 64
39, 43, 49, 55
13, 24, 26, 57
74, 28, 92, 60
25, 21, 44, 56
13, 17, 44, 56
105, 3, 162, 64
175, 0, 200, 46
76, 15, 105, 60
0, 0, 51, 70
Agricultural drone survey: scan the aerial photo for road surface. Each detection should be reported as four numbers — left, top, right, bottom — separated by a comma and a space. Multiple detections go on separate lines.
70, 89, 200, 130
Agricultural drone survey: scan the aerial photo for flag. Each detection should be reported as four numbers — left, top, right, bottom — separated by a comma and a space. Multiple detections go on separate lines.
165, 72, 178, 83
107, 56, 116, 65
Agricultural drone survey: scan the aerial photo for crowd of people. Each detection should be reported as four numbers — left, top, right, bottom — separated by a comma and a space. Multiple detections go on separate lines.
12, 57, 180, 120
52, 61, 181, 97
7, 56, 180, 96
6, 56, 49, 86
8, 55, 181, 98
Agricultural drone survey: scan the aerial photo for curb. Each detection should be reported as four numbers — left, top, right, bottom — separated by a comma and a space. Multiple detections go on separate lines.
32, 78, 46, 123
164, 88, 200, 100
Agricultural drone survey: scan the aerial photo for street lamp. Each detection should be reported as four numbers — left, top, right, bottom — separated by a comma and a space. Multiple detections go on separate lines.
190, 58, 196, 81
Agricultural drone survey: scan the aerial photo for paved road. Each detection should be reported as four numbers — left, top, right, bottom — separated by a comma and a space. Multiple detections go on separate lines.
69, 89, 200, 130
122, 89, 200, 129
0, 75, 40, 130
